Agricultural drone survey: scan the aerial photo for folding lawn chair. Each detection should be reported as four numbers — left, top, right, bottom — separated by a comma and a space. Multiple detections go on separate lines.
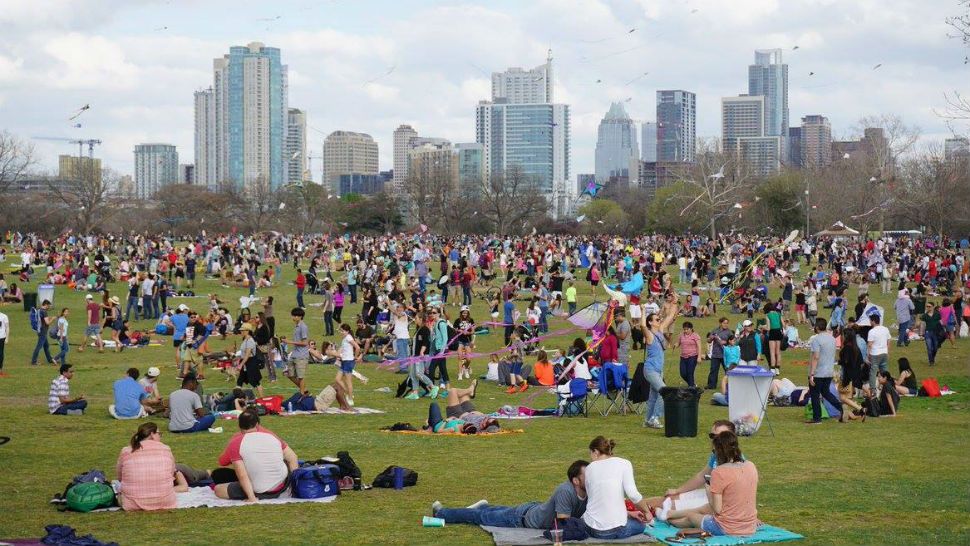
557, 378, 589, 417
595, 362, 631, 416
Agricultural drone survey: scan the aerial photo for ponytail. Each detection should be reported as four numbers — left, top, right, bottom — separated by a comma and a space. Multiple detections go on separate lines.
588, 435, 616, 456
130, 422, 158, 451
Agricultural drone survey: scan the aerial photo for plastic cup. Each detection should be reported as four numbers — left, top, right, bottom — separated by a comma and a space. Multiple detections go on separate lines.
422, 516, 445, 527
550, 528, 563, 546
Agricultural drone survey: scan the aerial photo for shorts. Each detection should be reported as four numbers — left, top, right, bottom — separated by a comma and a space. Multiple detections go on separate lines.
226, 478, 288, 500
84, 325, 101, 337
340, 359, 356, 373
173, 338, 184, 348
446, 401, 475, 419
315, 385, 337, 410
287, 358, 308, 379
795, 304, 805, 312
510, 362, 523, 376
701, 515, 726, 536
768, 328, 784, 341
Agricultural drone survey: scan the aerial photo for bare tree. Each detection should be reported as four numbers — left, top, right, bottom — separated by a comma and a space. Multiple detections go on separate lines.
892, 147, 970, 235
47, 161, 117, 233
669, 140, 755, 237
244, 178, 280, 233
946, 0, 970, 47
0, 131, 36, 194
404, 169, 455, 231
478, 167, 548, 235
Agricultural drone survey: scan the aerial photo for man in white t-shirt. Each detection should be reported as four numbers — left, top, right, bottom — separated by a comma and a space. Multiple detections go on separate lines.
866, 313, 891, 391
216, 410, 298, 502
0, 309, 8, 377
391, 304, 411, 360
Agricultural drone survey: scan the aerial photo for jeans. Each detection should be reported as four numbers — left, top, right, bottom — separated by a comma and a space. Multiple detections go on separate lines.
462, 286, 472, 306
442, 286, 449, 304
324, 311, 334, 336
644, 369, 666, 423
141, 296, 152, 319
679, 356, 698, 387
437, 503, 535, 527
538, 305, 549, 333
585, 518, 647, 540
172, 414, 217, 433
395, 339, 410, 360
568, 302, 576, 315
925, 331, 939, 364
125, 297, 138, 321
349, 284, 357, 303
409, 361, 434, 392
706, 357, 724, 389
31, 334, 53, 365
504, 325, 514, 346
896, 320, 910, 346
809, 376, 842, 422
153, 296, 160, 318
0, 337, 5, 370
428, 356, 449, 386
296, 287, 304, 308
54, 338, 69, 365
52, 400, 88, 415
333, 306, 343, 323
868, 353, 888, 390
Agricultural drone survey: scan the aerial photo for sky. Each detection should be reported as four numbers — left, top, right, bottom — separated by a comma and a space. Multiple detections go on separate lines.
0, 0, 966, 180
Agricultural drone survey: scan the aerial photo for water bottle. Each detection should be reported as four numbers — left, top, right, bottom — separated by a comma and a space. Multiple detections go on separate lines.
287, 402, 293, 413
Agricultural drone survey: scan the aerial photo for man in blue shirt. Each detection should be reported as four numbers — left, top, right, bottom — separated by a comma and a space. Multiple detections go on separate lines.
503, 295, 516, 346
110, 367, 149, 419
167, 305, 191, 373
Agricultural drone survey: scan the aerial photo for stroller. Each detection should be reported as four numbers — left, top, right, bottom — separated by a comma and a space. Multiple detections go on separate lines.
515, 322, 540, 355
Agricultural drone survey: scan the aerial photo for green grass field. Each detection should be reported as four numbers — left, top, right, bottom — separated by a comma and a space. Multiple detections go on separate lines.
0, 261, 968, 545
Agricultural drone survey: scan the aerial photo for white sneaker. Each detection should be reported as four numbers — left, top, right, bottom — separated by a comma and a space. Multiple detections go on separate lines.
347, 397, 355, 407
466, 499, 488, 509
431, 500, 443, 516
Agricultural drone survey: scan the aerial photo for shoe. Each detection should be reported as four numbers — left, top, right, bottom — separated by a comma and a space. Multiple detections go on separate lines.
405, 392, 420, 400
466, 499, 488, 509
470, 380, 478, 399
506, 386, 517, 394
804, 420, 823, 425
49, 493, 66, 505
208, 427, 223, 433
432, 500, 443, 516
519, 382, 529, 393
429, 386, 440, 399
645, 418, 663, 429
347, 397, 355, 407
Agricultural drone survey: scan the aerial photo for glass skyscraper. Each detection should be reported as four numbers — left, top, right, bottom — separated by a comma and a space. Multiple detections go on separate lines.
748, 49, 789, 138
476, 101, 570, 193
656, 90, 696, 163
594, 102, 639, 183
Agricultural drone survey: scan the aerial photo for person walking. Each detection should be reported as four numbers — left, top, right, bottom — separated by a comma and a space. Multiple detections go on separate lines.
806, 318, 843, 424
894, 289, 915, 347
294, 268, 306, 309
53, 308, 70, 366
0, 308, 8, 377
866, 314, 891, 392
706, 318, 732, 390
30, 300, 54, 366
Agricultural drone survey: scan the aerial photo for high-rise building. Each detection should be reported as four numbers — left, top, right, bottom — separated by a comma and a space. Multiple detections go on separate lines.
58, 155, 101, 181
491, 50, 554, 104
656, 90, 696, 163
134, 143, 179, 199
322, 131, 379, 194
392, 124, 418, 192
456, 143, 484, 195
800, 115, 832, 168
641, 122, 657, 162
285, 108, 306, 184
721, 94, 780, 176
944, 137, 970, 161
178, 164, 195, 184
737, 137, 783, 178
594, 102, 639, 184
748, 49, 789, 137
338, 174, 385, 195
576, 173, 595, 195
194, 42, 288, 189
787, 127, 803, 167
408, 142, 459, 191
832, 128, 890, 166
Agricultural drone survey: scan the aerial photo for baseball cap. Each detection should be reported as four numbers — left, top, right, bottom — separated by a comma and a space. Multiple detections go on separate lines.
460, 305, 469, 312
177, 304, 189, 312
147, 367, 161, 378
85, 294, 93, 300
742, 319, 753, 327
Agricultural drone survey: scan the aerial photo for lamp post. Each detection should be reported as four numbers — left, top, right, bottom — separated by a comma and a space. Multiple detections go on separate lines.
804, 186, 810, 237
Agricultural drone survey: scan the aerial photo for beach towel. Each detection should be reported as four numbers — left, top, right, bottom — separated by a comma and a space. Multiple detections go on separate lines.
92, 486, 336, 512
645, 521, 803, 545
481, 525, 655, 545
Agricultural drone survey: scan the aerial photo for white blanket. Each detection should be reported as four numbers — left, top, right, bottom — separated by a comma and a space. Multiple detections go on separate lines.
97, 486, 338, 511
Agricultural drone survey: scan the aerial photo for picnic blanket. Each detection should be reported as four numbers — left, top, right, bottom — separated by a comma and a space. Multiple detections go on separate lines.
214, 408, 384, 419
93, 486, 336, 512
481, 526, 654, 545
645, 521, 803, 545
381, 429, 524, 436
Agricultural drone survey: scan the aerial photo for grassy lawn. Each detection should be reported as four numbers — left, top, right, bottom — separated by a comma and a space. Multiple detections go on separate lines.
0, 257, 968, 545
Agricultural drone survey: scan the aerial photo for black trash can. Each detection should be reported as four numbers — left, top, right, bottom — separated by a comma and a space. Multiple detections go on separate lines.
912, 296, 926, 316
22, 292, 37, 313
659, 387, 704, 438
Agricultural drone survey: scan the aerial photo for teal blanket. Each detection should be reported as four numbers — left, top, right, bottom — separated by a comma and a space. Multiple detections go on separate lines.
645, 521, 803, 545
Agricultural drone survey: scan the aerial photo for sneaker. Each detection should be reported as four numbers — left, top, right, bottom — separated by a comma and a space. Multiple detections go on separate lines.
645, 418, 663, 429
208, 427, 223, 433
347, 397, 355, 407
466, 499, 488, 509
49, 493, 66, 505
430, 386, 440, 399
803, 420, 823, 425
432, 500, 443, 516
66, 409, 84, 416
405, 392, 420, 400
506, 386, 517, 394
518, 382, 529, 393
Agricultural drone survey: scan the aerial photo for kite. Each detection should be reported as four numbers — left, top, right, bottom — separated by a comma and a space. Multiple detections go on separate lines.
581, 180, 604, 198
608, 271, 643, 298
364, 65, 396, 86
708, 164, 726, 180
576, 215, 586, 222
278, 202, 286, 210
68, 104, 90, 121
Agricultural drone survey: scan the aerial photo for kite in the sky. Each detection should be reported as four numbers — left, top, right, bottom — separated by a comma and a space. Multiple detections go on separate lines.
576, 215, 586, 222
581, 180, 604, 198
708, 164, 726, 180
364, 65, 396, 86
68, 104, 90, 121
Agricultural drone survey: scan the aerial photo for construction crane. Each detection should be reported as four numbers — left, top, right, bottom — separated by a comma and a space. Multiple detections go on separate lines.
306, 152, 322, 184
32, 137, 103, 158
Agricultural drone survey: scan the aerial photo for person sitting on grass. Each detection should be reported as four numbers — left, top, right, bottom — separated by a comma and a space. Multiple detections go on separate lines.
424, 380, 499, 434
214, 409, 299, 503
168, 375, 215, 433
532, 350, 556, 387
48, 364, 87, 415
116, 422, 188, 511
668, 431, 759, 537
431, 460, 589, 529
582, 436, 654, 539
894, 358, 919, 396
877, 370, 900, 417
138, 367, 167, 415
110, 367, 151, 419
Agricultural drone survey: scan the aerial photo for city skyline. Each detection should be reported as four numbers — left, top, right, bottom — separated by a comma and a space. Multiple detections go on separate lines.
1, 0, 964, 180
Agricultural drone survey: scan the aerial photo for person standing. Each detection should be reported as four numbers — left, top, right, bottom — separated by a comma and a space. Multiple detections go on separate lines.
320, 282, 334, 337
391, 303, 411, 361
503, 295, 516, 346
614, 310, 632, 368
565, 281, 578, 316
639, 294, 679, 429
286, 307, 309, 393
806, 318, 843, 424
30, 300, 55, 366
920, 301, 942, 366
866, 314, 891, 392
429, 308, 451, 393
77, 294, 104, 353
406, 312, 436, 400
0, 307, 7, 377
674, 321, 702, 387
894, 289, 915, 347
706, 318, 732, 390
53, 308, 70, 366
294, 268, 306, 309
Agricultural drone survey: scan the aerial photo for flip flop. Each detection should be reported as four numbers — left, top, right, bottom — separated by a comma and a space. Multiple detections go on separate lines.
470, 380, 478, 399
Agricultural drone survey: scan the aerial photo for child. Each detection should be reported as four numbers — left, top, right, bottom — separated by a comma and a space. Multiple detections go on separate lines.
457, 356, 472, 381
722, 334, 741, 369
506, 331, 527, 393
532, 350, 555, 387
486, 354, 500, 382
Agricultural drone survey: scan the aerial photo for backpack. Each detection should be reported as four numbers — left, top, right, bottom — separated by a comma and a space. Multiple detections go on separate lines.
65, 482, 115, 513
290, 464, 340, 499
372, 465, 417, 488
446, 322, 460, 351
29, 307, 41, 333
335, 451, 362, 480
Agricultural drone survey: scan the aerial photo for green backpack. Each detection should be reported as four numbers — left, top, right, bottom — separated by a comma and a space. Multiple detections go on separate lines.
804, 402, 830, 421
65, 482, 116, 512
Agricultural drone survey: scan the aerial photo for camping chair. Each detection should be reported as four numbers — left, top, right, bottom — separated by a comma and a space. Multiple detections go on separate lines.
557, 378, 589, 417
591, 362, 631, 416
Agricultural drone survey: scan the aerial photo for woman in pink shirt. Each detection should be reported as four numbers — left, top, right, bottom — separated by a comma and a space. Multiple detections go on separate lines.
116, 422, 187, 511
674, 321, 703, 387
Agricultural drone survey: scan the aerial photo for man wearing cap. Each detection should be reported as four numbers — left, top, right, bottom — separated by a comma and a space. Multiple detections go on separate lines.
167, 304, 191, 370
110, 367, 150, 419
736, 320, 762, 367
139, 367, 166, 414
77, 294, 104, 353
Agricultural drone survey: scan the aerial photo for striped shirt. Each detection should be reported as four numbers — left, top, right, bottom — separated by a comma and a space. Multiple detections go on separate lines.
115, 440, 177, 511
48, 375, 71, 414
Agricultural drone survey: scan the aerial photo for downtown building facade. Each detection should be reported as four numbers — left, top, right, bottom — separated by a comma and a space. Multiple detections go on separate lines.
285, 108, 307, 184
594, 102, 639, 185
133, 143, 179, 199
323, 131, 379, 195
656, 90, 696, 163
194, 42, 290, 190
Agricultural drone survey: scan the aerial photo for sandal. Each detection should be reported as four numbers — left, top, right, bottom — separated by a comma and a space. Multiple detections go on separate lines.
470, 380, 478, 399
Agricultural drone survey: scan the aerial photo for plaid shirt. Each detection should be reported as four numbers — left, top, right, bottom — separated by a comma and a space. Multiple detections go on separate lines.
48, 375, 70, 414
116, 440, 177, 511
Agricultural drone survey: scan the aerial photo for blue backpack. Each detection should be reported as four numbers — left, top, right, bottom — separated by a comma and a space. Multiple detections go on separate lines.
29, 307, 41, 333
291, 464, 340, 499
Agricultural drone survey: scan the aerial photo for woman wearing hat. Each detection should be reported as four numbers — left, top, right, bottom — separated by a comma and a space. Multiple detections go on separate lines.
108, 296, 124, 353
236, 323, 263, 397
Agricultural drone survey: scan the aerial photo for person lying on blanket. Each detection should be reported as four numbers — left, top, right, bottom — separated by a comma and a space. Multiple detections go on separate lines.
422, 380, 499, 434
282, 381, 353, 412
646, 420, 742, 516
214, 409, 299, 503
430, 460, 589, 528
666, 431, 759, 537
